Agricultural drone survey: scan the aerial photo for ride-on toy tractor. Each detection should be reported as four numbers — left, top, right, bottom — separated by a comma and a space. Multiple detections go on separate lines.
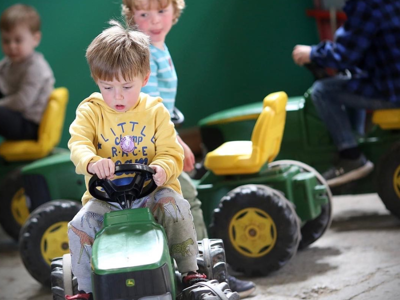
0, 87, 69, 240
50, 164, 239, 300
198, 81, 400, 220
19, 91, 331, 285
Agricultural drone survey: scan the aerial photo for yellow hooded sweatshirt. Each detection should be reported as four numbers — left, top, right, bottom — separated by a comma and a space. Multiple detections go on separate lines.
68, 92, 184, 205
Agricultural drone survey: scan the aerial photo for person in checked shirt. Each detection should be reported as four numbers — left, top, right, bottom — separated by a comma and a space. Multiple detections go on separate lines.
292, 0, 400, 188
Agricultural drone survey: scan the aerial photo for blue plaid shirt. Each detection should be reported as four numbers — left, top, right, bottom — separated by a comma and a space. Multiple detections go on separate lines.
311, 0, 400, 103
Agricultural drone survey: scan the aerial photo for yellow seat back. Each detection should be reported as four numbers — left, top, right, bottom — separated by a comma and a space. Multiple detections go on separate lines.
204, 91, 287, 175
372, 109, 400, 129
0, 87, 69, 161
252, 92, 288, 164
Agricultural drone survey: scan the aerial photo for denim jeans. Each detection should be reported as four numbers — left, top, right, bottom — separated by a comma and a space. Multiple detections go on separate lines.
311, 75, 400, 151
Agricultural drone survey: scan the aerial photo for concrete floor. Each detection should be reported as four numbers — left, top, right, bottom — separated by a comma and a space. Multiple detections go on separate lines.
1, 193, 399, 300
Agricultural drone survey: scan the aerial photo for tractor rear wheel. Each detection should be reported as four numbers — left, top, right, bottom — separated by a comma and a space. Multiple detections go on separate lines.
210, 184, 301, 276
19, 200, 81, 286
51, 255, 78, 300
269, 160, 333, 249
0, 167, 29, 240
377, 143, 400, 219
197, 239, 227, 283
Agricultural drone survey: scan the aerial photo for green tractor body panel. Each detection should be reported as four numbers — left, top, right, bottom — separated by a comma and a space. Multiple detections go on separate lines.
196, 164, 328, 227
0, 160, 26, 180
92, 208, 176, 300
22, 151, 85, 206
199, 91, 400, 196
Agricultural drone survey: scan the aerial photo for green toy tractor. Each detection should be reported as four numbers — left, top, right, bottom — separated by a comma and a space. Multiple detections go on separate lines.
0, 87, 69, 240
49, 163, 239, 300
198, 87, 400, 220
18, 91, 331, 285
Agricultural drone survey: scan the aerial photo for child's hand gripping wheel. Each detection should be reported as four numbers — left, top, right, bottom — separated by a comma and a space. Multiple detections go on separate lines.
88, 163, 157, 209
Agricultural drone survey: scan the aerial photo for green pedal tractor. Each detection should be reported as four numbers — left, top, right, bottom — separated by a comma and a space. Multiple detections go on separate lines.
197, 66, 400, 220
18, 91, 331, 286
0, 87, 69, 240
50, 163, 239, 300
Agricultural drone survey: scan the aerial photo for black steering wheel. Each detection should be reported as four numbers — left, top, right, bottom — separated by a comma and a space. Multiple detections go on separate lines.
88, 163, 157, 209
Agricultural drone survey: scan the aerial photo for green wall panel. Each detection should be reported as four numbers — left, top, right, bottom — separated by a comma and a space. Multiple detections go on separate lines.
0, 0, 319, 148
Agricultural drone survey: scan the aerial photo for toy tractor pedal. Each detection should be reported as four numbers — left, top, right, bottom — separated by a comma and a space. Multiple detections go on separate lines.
50, 164, 239, 300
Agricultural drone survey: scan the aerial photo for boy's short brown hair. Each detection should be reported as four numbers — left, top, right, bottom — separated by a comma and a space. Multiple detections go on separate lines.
122, 0, 185, 26
0, 4, 41, 33
86, 20, 151, 82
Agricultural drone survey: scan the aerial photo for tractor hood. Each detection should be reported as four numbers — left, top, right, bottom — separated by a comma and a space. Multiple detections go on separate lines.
92, 208, 171, 275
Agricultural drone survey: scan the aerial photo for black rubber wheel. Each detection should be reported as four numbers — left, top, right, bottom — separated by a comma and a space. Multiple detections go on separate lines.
269, 160, 333, 250
0, 167, 29, 240
51, 256, 78, 300
376, 143, 400, 219
197, 239, 228, 283
178, 280, 239, 300
210, 184, 301, 276
19, 200, 82, 286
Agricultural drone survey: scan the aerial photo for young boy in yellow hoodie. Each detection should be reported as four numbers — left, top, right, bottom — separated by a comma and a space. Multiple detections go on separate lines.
121, 0, 256, 297
66, 21, 207, 300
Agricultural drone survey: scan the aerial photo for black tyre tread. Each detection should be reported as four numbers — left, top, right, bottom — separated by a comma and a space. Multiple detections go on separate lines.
298, 203, 331, 249
19, 200, 82, 287
0, 167, 25, 240
178, 280, 239, 300
376, 143, 400, 219
270, 160, 333, 250
51, 265, 78, 299
197, 239, 227, 283
210, 184, 301, 276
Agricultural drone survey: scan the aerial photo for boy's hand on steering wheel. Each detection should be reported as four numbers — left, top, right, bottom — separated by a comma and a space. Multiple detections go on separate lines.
88, 158, 115, 180
149, 164, 166, 186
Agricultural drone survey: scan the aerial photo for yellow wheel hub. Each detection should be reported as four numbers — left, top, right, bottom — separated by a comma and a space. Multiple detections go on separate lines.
394, 165, 400, 199
11, 188, 29, 226
41, 222, 70, 266
229, 208, 277, 258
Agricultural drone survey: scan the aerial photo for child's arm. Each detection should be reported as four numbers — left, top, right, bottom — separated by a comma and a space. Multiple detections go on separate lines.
177, 135, 195, 172
68, 104, 103, 176
150, 105, 184, 186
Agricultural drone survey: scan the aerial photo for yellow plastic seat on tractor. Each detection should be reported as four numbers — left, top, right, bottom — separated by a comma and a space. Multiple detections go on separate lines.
205, 91, 288, 175
0, 87, 69, 161
372, 109, 400, 129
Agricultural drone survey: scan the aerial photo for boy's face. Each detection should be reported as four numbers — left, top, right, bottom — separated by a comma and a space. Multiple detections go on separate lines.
133, 2, 175, 48
1, 25, 41, 63
97, 73, 150, 112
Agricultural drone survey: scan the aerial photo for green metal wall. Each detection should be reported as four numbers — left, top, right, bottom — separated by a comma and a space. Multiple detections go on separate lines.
0, 0, 319, 148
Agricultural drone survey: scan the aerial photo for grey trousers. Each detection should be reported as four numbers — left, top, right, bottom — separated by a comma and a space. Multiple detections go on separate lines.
179, 172, 208, 240
68, 188, 198, 293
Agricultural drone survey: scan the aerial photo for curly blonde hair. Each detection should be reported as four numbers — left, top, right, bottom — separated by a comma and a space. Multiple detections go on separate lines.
121, 0, 185, 26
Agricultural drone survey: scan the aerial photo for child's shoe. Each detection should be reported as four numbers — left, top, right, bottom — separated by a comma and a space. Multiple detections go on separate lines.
182, 271, 207, 288
227, 275, 256, 298
65, 291, 93, 300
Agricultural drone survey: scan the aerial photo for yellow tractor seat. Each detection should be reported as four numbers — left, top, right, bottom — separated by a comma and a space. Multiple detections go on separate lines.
205, 91, 288, 175
0, 87, 69, 161
372, 109, 400, 129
